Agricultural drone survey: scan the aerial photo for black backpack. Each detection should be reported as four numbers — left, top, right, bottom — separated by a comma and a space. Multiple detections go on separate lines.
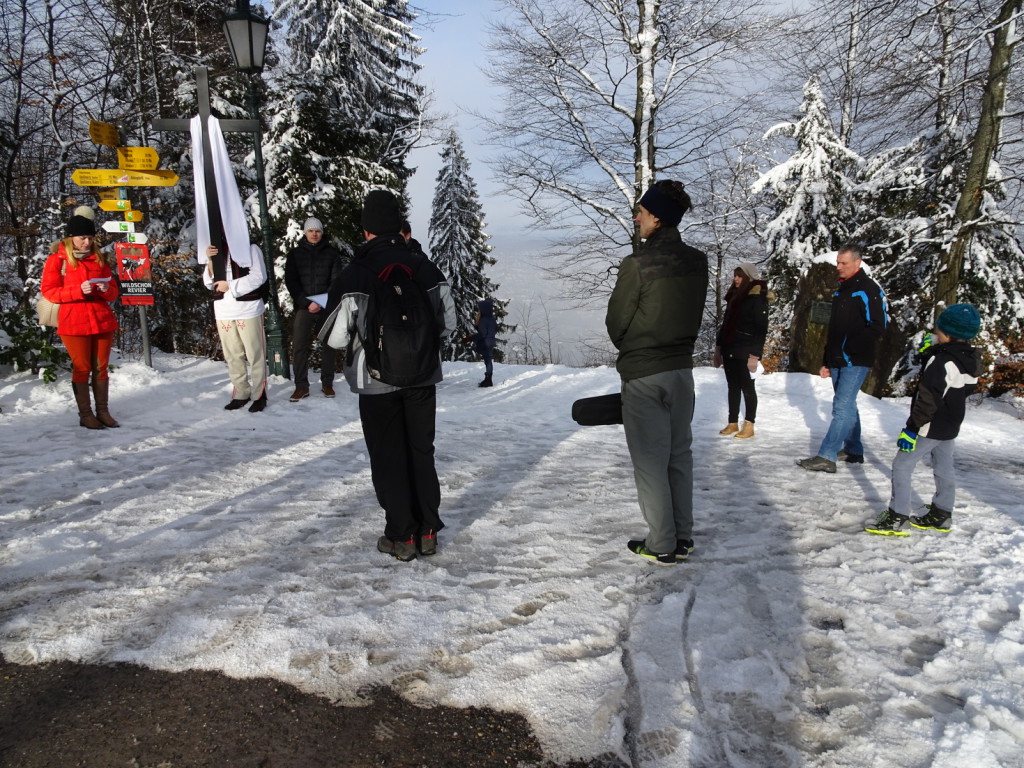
358, 257, 439, 387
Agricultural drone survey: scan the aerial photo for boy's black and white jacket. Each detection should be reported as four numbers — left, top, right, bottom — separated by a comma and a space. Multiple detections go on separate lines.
905, 341, 982, 440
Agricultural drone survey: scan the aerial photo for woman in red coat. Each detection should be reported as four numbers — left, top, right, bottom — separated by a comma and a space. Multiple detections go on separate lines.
40, 214, 121, 429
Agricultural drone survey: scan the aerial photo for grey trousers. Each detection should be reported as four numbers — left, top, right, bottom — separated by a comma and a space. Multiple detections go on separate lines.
888, 436, 956, 515
622, 368, 695, 554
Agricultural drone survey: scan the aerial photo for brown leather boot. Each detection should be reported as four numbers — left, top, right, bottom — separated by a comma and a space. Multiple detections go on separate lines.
718, 422, 739, 436
735, 421, 755, 439
72, 382, 105, 429
92, 378, 120, 427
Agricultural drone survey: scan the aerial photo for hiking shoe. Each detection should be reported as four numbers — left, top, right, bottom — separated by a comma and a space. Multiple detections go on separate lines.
910, 505, 952, 532
322, 385, 335, 398
289, 387, 310, 402
838, 450, 864, 464
627, 539, 675, 566
248, 393, 267, 412
224, 398, 250, 410
418, 530, 437, 556
865, 509, 911, 536
377, 536, 417, 561
797, 456, 837, 474
675, 539, 694, 561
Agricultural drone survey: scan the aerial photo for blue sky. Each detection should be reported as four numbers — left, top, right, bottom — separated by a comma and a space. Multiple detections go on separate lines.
406, 1, 606, 358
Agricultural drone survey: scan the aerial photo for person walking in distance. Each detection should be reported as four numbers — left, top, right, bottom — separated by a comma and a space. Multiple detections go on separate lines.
606, 180, 709, 566
284, 217, 345, 401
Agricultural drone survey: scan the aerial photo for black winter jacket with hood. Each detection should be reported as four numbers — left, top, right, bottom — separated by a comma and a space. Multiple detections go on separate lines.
317, 234, 456, 395
905, 340, 982, 440
716, 280, 771, 360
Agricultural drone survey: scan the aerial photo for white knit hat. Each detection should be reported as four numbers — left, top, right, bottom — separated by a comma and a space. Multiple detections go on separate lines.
737, 262, 760, 281
304, 217, 323, 232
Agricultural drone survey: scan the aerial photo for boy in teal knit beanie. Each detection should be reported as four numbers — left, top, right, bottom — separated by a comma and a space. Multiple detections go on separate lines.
866, 304, 983, 535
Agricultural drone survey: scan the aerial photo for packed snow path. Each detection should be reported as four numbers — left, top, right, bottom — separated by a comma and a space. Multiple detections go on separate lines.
1, 356, 1022, 766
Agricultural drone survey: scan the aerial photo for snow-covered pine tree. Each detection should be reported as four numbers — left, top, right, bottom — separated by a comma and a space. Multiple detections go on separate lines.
265, 0, 424, 310
427, 131, 508, 362
752, 75, 861, 372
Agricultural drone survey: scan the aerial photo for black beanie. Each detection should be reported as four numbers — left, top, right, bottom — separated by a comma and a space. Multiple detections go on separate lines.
66, 215, 97, 237
638, 183, 685, 228
361, 189, 402, 236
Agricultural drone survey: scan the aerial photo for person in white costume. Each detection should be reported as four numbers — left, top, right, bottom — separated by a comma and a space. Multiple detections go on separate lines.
204, 243, 268, 412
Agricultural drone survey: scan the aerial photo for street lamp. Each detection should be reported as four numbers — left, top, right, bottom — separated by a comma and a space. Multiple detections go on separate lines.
222, 0, 289, 379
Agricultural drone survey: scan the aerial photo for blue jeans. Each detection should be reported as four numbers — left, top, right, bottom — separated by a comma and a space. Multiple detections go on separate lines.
817, 366, 869, 462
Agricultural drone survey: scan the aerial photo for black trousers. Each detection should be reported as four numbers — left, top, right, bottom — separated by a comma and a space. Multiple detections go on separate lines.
291, 308, 336, 388
358, 386, 444, 541
723, 352, 757, 423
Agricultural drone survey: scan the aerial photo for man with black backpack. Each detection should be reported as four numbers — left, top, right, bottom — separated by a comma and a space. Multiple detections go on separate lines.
320, 189, 456, 561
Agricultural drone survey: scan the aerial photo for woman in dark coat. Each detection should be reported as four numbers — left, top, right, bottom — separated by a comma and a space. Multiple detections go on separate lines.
714, 262, 770, 439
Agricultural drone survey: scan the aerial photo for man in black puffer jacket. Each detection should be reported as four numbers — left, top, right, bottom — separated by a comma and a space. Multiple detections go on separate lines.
284, 217, 345, 400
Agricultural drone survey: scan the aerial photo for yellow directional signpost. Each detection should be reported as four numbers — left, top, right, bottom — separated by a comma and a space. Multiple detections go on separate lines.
72, 168, 178, 187
79, 121, 167, 371
99, 199, 132, 212
89, 120, 119, 147
117, 146, 160, 171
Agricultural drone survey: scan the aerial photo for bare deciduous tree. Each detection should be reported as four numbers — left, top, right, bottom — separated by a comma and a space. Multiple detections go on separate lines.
484, 0, 776, 303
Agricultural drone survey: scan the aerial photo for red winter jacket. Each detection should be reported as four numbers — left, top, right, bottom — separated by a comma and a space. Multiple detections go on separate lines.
40, 243, 120, 336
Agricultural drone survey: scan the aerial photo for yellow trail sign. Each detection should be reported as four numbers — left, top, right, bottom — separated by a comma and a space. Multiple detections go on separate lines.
89, 120, 119, 147
97, 188, 123, 201
117, 147, 160, 170
99, 199, 133, 212
124, 210, 144, 223
72, 169, 178, 187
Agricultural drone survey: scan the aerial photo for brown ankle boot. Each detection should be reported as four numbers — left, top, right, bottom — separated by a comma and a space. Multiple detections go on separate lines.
72, 382, 105, 429
719, 422, 739, 436
735, 421, 755, 439
92, 378, 120, 427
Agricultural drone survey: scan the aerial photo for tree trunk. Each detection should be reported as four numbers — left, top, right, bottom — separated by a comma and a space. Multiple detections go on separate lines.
934, 0, 1021, 309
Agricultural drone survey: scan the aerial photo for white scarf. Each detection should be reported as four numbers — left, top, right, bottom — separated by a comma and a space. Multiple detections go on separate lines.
191, 115, 252, 268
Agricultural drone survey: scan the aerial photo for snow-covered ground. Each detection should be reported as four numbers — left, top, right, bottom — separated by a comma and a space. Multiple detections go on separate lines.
1, 354, 1022, 767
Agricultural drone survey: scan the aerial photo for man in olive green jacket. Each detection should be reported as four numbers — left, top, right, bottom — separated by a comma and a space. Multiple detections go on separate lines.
606, 180, 709, 566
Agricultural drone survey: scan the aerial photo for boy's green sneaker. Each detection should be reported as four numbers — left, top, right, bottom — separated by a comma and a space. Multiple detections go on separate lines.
865, 509, 911, 536
627, 539, 676, 566
910, 505, 952, 532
